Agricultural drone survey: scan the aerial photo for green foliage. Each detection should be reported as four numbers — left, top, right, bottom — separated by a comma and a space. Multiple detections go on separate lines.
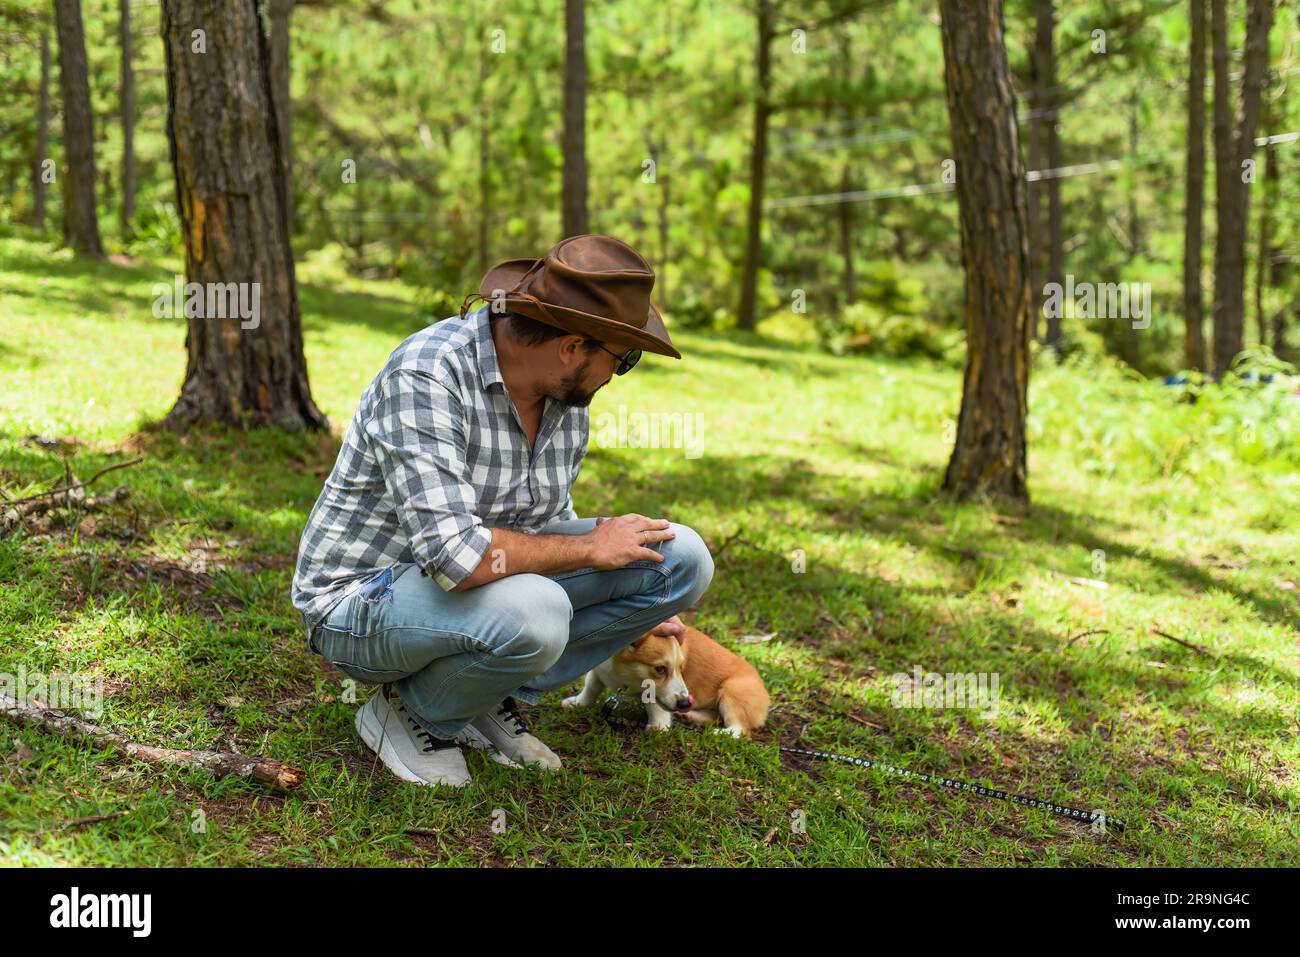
123, 201, 183, 259
813, 261, 960, 361
665, 290, 730, 331
0, 0, 1294, 373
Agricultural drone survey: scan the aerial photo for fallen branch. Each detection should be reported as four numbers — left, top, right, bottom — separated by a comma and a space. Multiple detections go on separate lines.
64, 809, 133, 829
1065, 628, 1112, 647
846, 712, 886, 731
3, 456, 144, 508
0, 692, 304, 792
1152, 628, 1214, 658
2, 485, 129, 528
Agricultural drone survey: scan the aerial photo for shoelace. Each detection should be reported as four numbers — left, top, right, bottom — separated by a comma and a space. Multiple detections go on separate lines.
394, 700, 454, 753
497, 697, 529, 735
409, 719, 442, 753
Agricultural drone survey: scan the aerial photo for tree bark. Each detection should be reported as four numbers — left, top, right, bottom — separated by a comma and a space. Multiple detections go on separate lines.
477, 18, 492, 277
1122, 90, 1142, 368
837, 32, 855, 311
737, 0, 773, 332
1029, 0, 1062, 346
119, 0, 137, 238
31, 29, 51, 231
648, 136, 671, 307
1183, 0, 1207, 371
161, 0, 327, 432
938, 0, 1032, 502
1254, 102, 1276, 347
267, 0, 293, 234
1267, 140, 1288, 356
1210, 0, 1275, 377
562, 0, 589, 236
53, 0, 105, 258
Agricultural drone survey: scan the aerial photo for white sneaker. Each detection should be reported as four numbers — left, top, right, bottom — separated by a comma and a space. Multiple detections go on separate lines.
457, 697, 563, 770
355, 689, 471, 788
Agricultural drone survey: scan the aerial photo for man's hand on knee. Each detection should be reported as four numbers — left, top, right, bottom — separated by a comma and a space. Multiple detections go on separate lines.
586, 514, 675, 570
448, 513, 675, 591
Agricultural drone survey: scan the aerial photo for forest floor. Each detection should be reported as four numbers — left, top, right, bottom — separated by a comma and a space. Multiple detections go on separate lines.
1, 233, 1297, 866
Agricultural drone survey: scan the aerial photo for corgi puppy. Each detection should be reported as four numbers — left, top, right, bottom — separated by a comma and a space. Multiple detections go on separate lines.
562, 626, 770, 737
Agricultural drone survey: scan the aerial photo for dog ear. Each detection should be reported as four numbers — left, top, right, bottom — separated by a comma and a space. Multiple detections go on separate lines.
629, 632, 653, 648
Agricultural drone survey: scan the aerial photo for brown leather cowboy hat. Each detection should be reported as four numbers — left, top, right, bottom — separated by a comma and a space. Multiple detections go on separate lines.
461, 234, 680, 359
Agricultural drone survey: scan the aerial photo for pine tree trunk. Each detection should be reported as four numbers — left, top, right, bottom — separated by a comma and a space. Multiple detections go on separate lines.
1031, 0, 1063, 346
31, 30, 51, 232
1183, 0, 1207, 372
1210, 0, 1274, 377
648, 136, 671, 307
477, 26, 491, 277
837, 32, 855, 311
1267, 143, 1288, 356
938, 0, 1032, 503
161, 0, 327, 432
737, 0, 772, 333
1025, 66, 1043, 339
562, 0, 589, 236
119, 0, 137, 238
1123, 90, 1142, 368
267, 0, 293, 235
1254, 108, 1276, 347
1270, 266, 1289, 355
54, 0, 105, 258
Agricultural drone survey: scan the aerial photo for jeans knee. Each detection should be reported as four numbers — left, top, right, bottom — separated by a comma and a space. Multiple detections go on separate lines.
509, 575, 571, 666
667, 523, 714, 604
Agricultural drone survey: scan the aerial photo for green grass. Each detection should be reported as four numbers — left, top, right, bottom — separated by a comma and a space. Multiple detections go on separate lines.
1, 232, 1297, 866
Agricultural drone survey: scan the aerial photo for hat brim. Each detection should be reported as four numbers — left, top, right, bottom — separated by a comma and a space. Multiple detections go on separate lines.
478, 258, 680, 360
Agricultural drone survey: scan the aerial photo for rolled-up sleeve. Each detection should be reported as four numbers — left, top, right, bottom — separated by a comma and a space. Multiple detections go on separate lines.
363, 370, 492, 590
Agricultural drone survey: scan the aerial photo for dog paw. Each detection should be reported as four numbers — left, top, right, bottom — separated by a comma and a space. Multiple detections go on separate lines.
645, 720, 672, 733
560, 695, 584, 710
712, 725, 743, 738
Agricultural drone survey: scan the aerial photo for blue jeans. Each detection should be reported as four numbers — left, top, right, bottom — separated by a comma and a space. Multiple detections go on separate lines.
310, 518, 714, 739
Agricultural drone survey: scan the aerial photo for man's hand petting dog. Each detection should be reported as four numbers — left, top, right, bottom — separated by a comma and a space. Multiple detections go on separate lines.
648, 615, 685, 638
586, 514, 675, 570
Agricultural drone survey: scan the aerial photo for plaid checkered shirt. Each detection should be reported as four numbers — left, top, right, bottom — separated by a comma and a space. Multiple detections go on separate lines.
292, 306, 589, 637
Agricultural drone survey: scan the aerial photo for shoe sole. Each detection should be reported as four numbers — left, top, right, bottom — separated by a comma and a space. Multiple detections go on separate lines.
356, 701, 470, 788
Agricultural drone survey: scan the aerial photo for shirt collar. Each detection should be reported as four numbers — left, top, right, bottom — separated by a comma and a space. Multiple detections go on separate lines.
471, 306, 506, 392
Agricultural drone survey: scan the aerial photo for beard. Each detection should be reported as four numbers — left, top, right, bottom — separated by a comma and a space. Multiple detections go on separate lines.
552, 356, 601, 408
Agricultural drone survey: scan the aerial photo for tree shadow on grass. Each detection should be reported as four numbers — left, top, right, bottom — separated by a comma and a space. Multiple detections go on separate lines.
3, 424, 1295, 848
592, 447, 1299, 639
297, 283, 424, 339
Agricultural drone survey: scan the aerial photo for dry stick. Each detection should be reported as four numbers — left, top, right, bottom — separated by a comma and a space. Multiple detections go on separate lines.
0, 693, 304, 792
1065, 628, 1112, 647
1152, 628, 1214, 657
64, 809, 133, 829
3, 456, 144, 508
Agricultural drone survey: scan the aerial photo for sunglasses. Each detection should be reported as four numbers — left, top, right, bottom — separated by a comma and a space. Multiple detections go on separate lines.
594, 343, 642, 376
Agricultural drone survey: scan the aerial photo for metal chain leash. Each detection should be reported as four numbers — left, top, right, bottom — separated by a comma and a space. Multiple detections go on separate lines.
600, 693, 1128, 833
